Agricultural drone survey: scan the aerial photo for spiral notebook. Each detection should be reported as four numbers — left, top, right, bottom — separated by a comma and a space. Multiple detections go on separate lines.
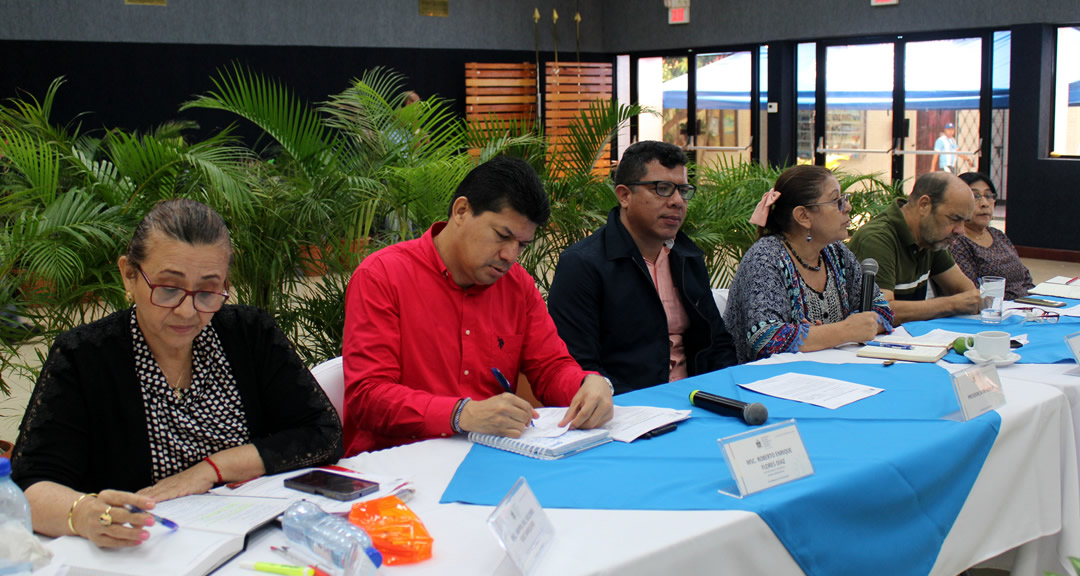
468, 427, 611, 460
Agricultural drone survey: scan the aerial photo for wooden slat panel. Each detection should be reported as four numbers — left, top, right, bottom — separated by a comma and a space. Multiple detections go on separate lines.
466, 62, 536, 70
466, 95, 536, 105
466, 78, 535, 87
467, 104, 535, 113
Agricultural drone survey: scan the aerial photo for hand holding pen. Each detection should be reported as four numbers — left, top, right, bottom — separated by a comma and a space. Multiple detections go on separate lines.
492, 367, 534, 427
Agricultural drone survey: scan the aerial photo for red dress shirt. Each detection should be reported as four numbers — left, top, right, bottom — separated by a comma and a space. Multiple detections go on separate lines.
343, 222, 589, 455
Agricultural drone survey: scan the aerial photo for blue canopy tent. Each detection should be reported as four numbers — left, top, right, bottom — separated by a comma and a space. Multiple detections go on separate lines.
663, 36, 1012, 111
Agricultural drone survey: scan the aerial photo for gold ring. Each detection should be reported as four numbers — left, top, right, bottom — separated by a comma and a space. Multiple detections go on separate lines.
98, 506, 113, 527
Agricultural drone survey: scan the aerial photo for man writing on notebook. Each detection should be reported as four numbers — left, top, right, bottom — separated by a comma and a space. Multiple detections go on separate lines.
341, 156, 614, 456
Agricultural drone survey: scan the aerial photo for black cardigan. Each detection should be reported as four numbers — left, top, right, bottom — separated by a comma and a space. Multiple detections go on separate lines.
11, 305, 343, 493
548, 207, 738, 395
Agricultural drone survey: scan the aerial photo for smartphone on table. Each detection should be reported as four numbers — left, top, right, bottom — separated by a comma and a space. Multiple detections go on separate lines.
284, 470, 380, 501
1014, 296, 1067, 308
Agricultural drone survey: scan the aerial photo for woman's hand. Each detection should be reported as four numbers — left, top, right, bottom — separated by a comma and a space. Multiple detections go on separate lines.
73, 490, 156, 548
843, 311, 882, 343
137, 460, 217, 502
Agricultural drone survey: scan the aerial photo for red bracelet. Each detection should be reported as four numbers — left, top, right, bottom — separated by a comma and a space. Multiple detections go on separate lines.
203, 456, 223, 484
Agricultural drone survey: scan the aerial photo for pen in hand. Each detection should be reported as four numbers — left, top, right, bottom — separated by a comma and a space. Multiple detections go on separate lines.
125, 504, 179, 530
491, 367, 534, 427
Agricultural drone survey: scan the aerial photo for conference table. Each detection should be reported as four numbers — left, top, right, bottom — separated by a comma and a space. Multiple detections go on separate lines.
36, 314, 1080, 575
211, 346, 1080, 576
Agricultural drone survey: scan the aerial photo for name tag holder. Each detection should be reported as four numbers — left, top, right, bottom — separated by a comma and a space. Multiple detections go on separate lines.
948, 363, 1006, 421
487, 477, 554, 576
718, 419, 814, 498
1065, 331, 1080, 376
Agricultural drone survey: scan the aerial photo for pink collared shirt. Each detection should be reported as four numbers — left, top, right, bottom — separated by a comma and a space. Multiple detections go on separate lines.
643, 245, 690, 381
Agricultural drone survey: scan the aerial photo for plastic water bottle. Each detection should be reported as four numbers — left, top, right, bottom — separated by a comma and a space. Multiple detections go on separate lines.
281, 500, 382, 576
0, 457, 31, 533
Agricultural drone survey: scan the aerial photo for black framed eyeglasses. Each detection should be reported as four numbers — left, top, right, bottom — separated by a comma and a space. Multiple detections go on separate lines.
973, 192, 998, 203
625, 180, 696, 200
805, 193, 851, 211
137, 266, 229, 313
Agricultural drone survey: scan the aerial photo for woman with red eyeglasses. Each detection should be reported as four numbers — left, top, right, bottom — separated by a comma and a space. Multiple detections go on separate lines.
10, 199, 343, 548
948, 172, 1034, 300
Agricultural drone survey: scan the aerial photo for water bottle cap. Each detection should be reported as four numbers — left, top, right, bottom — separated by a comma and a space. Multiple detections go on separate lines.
0, 457, 10, 476
365, 545, 383, 567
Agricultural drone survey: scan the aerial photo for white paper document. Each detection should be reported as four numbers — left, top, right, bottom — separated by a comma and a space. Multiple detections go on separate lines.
522, 405, 691, 443
738, 373, 883, 409
602, 405, 691, 443
876, 327, 967, 347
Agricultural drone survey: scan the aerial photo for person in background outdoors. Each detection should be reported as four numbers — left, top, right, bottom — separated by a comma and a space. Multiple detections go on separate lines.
342, 155, 614, 456
548, 141, 737, 394
948, 172, 1034, 299
932, 122, 960, 173
724, 165, 893, 363
11, 199, 343, 548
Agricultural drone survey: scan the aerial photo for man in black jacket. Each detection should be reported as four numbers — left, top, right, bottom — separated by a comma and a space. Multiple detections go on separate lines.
548, 141, 738, 395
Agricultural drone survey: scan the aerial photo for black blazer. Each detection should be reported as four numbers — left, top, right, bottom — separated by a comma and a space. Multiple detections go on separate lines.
12, 305, 343, 493
548, 207, 738, 395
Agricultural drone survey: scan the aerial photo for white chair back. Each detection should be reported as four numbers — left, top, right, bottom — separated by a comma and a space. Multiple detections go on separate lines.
311, 356, 345, 424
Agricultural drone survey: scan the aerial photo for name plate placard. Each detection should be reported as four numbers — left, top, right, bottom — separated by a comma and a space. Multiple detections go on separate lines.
487, 477, 554, 576
718, 419, 814, 498
950, 363, 1005, 421
1065, 331, 1080, 376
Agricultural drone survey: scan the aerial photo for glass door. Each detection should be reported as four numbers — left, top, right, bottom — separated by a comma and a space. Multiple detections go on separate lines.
638, 56, 690, 146
820, 43, 895, 178
688, 50, 753, 166
896, 37, 984, 193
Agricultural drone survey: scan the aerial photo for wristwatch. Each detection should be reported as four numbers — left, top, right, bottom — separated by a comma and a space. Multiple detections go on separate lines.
603, 376, 614, 395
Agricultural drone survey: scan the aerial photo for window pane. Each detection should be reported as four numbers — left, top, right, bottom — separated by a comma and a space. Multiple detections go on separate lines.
693, 51, 751, 166
759, 45, 769, 165
639, 56, 689, 146
824, 43, 893, 178
1053, 26, 1080, 156
617, 54, 630, 161
991, 31, 1010, 201
904, 37, 982, 191
796, 42, 816, 165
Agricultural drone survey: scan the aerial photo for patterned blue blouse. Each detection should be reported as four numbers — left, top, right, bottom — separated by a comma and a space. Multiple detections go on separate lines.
723, 235, 894, 363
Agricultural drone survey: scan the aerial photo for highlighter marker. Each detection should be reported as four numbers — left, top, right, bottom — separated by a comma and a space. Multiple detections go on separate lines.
239, 562, 314, 576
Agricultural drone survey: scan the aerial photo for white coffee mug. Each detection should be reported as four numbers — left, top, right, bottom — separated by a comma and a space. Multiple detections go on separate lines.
974, 331, 1010, 361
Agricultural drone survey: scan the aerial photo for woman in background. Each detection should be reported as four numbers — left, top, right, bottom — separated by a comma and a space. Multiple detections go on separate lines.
724, 165, 893, 363
948, 172, 1034, 299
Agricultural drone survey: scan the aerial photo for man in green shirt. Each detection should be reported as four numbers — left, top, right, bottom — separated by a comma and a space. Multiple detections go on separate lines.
850, 172, 981, 325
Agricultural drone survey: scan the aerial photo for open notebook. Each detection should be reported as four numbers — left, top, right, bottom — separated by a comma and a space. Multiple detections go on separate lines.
47, 494, 290, 576
1031, 276, 1080, 300
468, 408, 612, 460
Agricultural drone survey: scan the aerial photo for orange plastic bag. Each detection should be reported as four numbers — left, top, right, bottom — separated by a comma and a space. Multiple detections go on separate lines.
348, 495, 433, 565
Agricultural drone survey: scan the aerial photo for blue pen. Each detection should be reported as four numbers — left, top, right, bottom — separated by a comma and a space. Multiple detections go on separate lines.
491, 367, 533, 426
491, 367, 513, 392
126, 505, 179, 530
864, 341, 913, 350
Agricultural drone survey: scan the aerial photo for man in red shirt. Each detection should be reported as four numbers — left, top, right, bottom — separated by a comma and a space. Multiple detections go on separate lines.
342, 156, 614, 455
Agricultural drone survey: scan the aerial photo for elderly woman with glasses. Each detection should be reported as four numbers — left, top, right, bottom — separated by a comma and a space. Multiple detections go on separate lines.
11, 199, 343, 548
724, 165, 894, 363
948, 172, 1034, 300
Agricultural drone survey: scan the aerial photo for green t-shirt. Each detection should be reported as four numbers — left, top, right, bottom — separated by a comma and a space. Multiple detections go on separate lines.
849, 199, 955, 301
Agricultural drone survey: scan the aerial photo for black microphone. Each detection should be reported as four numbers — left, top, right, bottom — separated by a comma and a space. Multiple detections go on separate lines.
689, 390, 768, 426
860, 258, 879, 312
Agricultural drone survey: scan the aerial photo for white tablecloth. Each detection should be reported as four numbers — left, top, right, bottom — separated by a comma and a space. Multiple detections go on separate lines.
209, 348, 1080, 576
37, 347, 1080, 576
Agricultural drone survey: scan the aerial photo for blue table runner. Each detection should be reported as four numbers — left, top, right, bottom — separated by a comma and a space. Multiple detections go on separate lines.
441, 362, 1000, 576
904, 314, 1080, 364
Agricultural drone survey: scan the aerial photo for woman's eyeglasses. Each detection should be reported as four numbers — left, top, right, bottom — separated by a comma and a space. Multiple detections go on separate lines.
1012, 307, 1060, 324
805, 193, 851, 211
625, 180, 696, 200
973, 193, 998, 203
137, 266, 229, 313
